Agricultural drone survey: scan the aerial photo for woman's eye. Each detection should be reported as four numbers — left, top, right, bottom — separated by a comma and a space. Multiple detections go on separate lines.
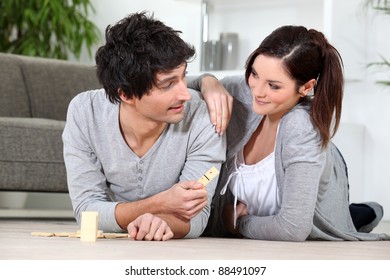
269, 83, 280, 90
251, 69, 258, 78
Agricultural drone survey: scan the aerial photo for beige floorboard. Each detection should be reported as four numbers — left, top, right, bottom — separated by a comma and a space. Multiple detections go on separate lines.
0, 218, 389, 260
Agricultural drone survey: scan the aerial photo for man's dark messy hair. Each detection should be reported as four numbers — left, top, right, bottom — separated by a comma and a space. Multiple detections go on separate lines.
95, 11, 195, 103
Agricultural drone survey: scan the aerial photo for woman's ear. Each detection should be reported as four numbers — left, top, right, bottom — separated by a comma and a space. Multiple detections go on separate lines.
298, 79, 316, 97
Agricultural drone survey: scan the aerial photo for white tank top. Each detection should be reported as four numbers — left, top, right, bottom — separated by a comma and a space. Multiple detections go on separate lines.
221, 135, 281, 227
233, 149, 280, 215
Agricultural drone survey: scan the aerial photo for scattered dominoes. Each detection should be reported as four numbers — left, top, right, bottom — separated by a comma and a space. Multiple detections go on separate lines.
31, 230, 128, 239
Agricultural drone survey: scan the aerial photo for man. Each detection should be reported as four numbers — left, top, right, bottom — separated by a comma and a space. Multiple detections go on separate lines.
62, 12, 226, 241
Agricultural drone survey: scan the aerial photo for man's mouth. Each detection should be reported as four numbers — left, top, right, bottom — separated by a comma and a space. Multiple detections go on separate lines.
169, 103, 185, 112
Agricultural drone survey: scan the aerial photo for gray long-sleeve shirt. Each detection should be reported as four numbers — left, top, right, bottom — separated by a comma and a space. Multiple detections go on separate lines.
62, 88, 226, 238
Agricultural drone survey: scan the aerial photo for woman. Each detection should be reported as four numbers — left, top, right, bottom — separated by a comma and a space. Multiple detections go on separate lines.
189, 25, 389, 241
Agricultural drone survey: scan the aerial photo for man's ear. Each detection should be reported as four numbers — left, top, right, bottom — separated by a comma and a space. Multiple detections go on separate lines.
298, 79, 316, 97
118, 88, 134, 104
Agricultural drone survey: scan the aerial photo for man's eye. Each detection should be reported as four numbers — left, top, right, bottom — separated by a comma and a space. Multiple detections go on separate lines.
161, 82, 174, 90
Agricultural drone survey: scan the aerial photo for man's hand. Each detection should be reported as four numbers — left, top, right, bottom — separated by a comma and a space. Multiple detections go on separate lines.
127, 213, 174, 241
115, 180, 207, 235
201, 75, 233, 136
159, 181, 208, 220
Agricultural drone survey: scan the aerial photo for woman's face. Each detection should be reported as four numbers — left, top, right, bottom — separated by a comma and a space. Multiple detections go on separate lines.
248, 54, 303, 120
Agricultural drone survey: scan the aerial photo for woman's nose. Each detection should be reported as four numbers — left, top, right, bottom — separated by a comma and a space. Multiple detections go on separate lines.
250, 81, 265, 97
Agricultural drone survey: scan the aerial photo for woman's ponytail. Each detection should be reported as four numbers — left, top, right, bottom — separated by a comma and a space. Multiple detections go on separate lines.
309, 29, 344, 147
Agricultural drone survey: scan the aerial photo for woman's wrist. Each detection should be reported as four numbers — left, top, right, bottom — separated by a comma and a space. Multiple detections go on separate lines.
200, 74, 219, 91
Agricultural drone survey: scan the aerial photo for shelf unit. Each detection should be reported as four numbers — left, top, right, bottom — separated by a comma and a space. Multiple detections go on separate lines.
184, 0, 366, 80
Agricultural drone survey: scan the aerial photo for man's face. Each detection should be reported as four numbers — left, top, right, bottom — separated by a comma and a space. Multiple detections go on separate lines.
131, 63, 191, 124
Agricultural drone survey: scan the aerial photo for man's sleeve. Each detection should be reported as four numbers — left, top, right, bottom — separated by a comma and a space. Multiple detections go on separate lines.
62, 95, 122, 232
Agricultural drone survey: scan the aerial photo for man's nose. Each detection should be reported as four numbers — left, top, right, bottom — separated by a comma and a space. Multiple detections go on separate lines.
176, 80, 191, 101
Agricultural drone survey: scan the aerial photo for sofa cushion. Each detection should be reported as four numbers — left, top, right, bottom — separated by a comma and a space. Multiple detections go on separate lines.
21, 56, 100, 121
0, 117, 68, 192
0, 117, 64, 162
0, 161, 68, 192
0, 53, 31, 118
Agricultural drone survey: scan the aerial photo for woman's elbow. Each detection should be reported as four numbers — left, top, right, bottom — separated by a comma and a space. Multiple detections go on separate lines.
283, 226, 311, 242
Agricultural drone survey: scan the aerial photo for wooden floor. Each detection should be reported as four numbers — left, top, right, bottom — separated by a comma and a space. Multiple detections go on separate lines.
1, 218, 389, 260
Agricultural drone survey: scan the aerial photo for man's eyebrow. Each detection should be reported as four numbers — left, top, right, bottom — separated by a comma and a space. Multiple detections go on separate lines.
155, 75, 177, 86
155, 64, 187, 86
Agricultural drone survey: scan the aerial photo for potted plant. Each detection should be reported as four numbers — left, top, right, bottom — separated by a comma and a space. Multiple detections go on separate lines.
0, 0, 100, 60
365, 0, 390, 86
365, 0, 390, 13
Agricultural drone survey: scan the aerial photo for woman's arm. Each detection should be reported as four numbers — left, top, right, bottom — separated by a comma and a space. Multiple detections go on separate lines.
237, 108, 325, 241
187, 74, 233, 135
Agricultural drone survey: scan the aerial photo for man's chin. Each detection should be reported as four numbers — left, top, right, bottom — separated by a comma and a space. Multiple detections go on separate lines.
166, 113, 185, 124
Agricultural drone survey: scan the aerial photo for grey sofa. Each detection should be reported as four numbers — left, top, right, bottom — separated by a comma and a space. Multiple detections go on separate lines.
0, 53, 100, 193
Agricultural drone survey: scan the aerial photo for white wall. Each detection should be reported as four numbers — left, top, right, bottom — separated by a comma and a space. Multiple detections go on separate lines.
335, 1, 388, 219
74, 0, 202, 73
341, 6, 390, 219
206, 0, 324, 72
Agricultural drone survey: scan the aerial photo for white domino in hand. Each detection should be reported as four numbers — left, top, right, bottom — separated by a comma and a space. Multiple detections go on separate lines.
197, 166, 220, 187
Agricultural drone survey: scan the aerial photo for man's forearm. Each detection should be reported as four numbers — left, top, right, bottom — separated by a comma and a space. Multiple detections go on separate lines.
115, 196, 162, 229
114, 192, 191, 238
115, 200, 190, 238
156, 214, 190, 238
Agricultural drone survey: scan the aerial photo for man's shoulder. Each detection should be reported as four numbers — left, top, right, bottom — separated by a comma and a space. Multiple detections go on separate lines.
173, 89, 211, 133
186, 88, 207, 112
68, 88, 111, 112
71, 88, 106, 105
187, 88, 204, 104
67, 88, 115, 124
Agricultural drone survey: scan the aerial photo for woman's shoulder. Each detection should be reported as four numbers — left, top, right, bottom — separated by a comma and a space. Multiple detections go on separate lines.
281, 103, 313, 132
277, 103, 324, 166
279, 102, 323, 148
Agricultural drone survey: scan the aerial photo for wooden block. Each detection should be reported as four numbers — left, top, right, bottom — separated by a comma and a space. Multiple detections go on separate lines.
80, 211, 98, 242
31, 230, 123, 239
197, 166, 220, 187
68, 232, 80, 238
31, 232, 54, 237
53, 232, 76, 237
76, 230, 103, 238
103, 233, 129, 239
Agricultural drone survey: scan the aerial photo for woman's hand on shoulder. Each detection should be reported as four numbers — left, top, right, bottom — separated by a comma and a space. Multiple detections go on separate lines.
201, 75, 233, 136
